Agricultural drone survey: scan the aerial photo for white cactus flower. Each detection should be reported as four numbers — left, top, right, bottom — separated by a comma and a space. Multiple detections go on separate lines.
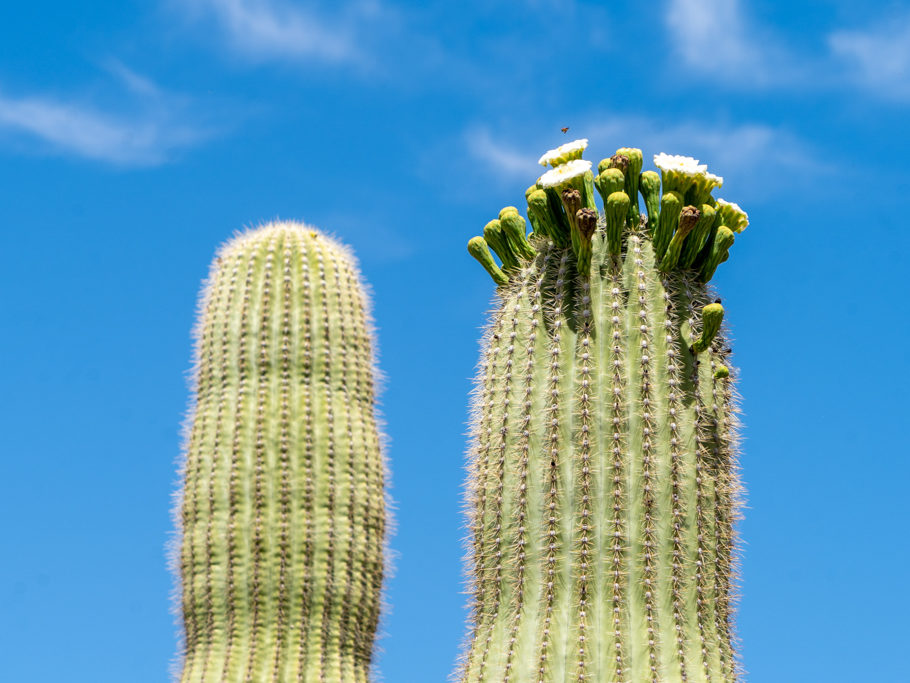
716, 198, 749, 232
705, 171, 724, 187
538, 159, 593, 188
653, 153, 707, 176
538, 139, 589, 167
716, 198, 745, 214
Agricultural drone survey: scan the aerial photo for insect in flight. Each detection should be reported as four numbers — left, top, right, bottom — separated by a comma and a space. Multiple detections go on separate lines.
561, 127, 569, 134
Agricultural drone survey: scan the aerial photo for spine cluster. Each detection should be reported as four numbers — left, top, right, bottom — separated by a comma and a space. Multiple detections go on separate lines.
175, 222, 386, 683
463, 141, 746, 682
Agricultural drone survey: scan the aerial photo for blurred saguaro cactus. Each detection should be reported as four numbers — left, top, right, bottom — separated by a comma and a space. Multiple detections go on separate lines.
174, 221, 387, 683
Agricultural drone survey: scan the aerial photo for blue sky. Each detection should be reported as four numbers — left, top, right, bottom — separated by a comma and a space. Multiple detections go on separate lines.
1, 1, 908, 681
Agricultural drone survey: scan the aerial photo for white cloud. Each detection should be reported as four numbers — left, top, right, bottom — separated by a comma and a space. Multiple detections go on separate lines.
828, 15, 910, 100
0, 72, 213, 165
179, 0, 387, 66
464, 127, 539, 178
664, 0, 804, 87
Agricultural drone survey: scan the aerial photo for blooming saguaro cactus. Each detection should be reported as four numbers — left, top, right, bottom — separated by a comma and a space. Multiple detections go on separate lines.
174, 221, 387, 683
463, 139, 748, 682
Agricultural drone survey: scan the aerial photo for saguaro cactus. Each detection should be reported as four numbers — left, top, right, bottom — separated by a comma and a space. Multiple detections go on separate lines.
463, 140, 747, 682
174, 221, 386, 683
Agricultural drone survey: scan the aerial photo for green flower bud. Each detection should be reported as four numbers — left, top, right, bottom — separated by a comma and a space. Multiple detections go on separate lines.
500, 211, 536, 261
639, 170, 661, 233
692, 302, 724, 353
468, 236, 509, 285
658, 205, 699, 271
605, 191, 630, 257
484, 219, 518, 271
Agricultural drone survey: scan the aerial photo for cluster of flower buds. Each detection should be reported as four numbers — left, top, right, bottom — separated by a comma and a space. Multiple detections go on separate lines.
468, 139, 748, 284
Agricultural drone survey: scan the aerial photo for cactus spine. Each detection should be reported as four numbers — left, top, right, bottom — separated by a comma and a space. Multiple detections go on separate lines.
174, 221, 386, 683
464, 141, 747, 682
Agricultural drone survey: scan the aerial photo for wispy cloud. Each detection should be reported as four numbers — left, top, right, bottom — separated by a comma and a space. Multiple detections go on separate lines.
0, 67, 214, 165
664, 0, 799, 87
464, 127, 539, 178
177, 0, 390, 66
828, 13, 910, 100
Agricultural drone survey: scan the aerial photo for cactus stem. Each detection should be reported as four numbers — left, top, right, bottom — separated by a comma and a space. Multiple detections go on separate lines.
181, 245, 235, 681
661, 274, 692, 680
241, 234, 276, 681
217, 245, 258, 682
315, 246, 339, 680
607, 263, 629, 680
687, 277, 724, 677
464, 296, 510, 680
178, 225, 386, 683
461, 143, 747, 682
626, 233, 662, 678
295, 246, 317, 679
572, 278, 595, 679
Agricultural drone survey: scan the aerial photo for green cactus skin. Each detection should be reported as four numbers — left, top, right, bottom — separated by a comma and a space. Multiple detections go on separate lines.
174, 221, 387, 683
463, 146, 745, 682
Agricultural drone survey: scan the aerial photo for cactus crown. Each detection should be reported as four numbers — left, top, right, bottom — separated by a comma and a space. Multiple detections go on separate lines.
461, 143, 746, 682
470, 141, 747, 286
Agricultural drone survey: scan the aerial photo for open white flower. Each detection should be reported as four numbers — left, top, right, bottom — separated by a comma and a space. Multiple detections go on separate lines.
538, 139, 589, 167
538, 159, 592, 188
705, 171, 724, 187
716, 198, 749, 232
716, 198, 745, 213
653, 152, 707, 176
